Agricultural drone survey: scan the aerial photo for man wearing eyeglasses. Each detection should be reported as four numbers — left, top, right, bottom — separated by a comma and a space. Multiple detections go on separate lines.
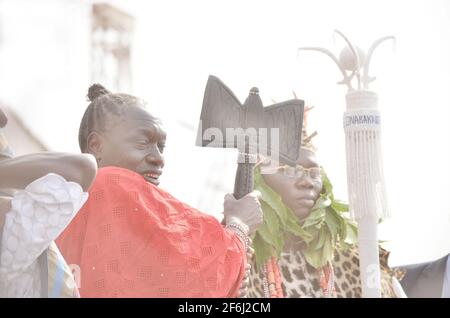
260, 147, 322, 221
246, 116, 404, 297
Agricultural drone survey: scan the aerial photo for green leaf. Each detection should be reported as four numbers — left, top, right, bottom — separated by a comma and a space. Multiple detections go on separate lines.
315, 227, 326, 250
331, 200, 349, 212
320, 169, 334, 197
251, 165, 361, 270
255, 209, 285, 258
311, 195, 329, 211
254, 168, 289, 226
286, 216, 313, 242
253, 232, 274, 270
338, 214, 347, 242
325, 207, 340, 237
322, 232, 333, 264
275, 205, 291, 228
257, 222, 277, 252
344, 222, 358, 244
303, 207, 325, 227
303, 247, 322, 269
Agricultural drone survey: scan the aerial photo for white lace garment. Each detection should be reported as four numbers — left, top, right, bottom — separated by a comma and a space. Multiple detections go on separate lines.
0, 173, 88, 297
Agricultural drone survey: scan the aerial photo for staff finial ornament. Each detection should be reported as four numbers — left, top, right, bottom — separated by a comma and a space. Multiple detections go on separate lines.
298, 29, 395, 91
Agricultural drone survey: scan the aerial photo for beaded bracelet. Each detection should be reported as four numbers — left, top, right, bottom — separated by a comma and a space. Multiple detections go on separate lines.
226, 222, 254, 298
225, 221, 249, 235
226, 223, 251, 250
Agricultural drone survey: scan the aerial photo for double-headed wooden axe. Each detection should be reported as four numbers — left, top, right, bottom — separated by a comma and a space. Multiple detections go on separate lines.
196, 75, 304, 199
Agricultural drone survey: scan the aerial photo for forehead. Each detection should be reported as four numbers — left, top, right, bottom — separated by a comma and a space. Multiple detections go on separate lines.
297, 148, 319, 168
260, 147, 319, 170
122, 105, 155, 121
118, 106, 166, 140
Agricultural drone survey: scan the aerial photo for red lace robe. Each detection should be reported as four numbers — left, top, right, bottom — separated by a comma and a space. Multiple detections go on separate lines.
56, 167, 245, 297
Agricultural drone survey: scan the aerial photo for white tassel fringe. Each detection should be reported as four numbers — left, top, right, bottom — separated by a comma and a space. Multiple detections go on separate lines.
344, 109, 389, 221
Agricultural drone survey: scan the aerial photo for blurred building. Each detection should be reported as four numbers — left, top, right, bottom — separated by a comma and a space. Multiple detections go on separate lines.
91, 2, 133, 93
0, 0, 134, 154
1, 106, 47, 155
0, 0, 236, 218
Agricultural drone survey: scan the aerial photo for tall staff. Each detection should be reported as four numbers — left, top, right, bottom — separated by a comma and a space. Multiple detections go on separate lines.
298, 30, 395, 297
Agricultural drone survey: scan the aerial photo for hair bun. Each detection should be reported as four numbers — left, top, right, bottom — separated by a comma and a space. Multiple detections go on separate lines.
87, 83, 111, 102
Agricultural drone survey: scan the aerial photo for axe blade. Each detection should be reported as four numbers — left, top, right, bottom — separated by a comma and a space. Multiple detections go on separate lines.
263, 100, 304, 166
196, 75, 242, 148
196, 75, 304, 166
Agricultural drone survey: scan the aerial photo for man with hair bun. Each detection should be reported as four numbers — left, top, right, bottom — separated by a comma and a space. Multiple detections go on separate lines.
57, 84, 263, 298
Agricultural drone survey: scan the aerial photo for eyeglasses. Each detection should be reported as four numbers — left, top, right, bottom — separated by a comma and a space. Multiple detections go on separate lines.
261, 165, 322, 181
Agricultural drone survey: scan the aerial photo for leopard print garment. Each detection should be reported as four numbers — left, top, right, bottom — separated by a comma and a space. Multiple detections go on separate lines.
248, 243, 404, 298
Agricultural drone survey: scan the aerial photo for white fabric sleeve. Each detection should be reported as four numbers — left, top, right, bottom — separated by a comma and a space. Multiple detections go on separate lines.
0, 173, 88, 280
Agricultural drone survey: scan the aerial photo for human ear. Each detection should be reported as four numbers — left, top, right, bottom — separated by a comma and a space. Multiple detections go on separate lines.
86, 131, 104, 161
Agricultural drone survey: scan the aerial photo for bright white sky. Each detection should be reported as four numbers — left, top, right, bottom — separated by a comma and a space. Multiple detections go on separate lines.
2, 0, 448, 267
110, 0, 450, 266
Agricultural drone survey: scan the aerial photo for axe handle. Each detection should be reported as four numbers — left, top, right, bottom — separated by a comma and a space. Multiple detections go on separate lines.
232, 154, 255, 299
233, 162, 255, 200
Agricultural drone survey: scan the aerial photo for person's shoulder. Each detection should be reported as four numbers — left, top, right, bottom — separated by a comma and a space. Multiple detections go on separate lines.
396, 255, 448, 286
95, 167, 147, 185
97, 166, 139, 177
93, 166, 166, 196
398, 254, 449, 272
394, 261, 430, 282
